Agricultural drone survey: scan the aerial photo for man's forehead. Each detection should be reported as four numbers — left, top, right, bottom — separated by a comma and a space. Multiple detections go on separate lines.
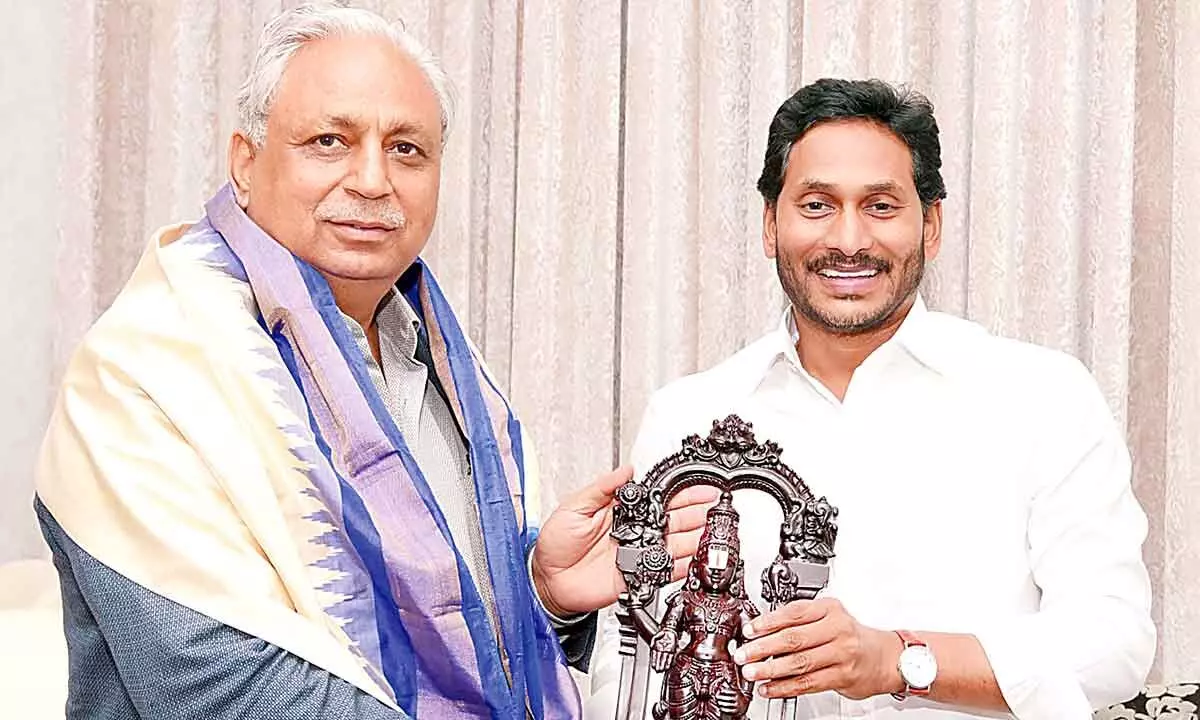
784, 121, 915, 193
270, 35, 440, 131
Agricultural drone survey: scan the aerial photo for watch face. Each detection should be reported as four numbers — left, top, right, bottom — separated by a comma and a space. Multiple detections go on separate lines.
899, 646, 938, 689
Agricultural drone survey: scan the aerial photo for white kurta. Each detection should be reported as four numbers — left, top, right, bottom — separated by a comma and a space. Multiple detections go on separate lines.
587, 297, 1153, 720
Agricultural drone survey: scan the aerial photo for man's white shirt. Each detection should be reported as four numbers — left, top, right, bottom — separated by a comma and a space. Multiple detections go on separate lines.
586, 297, 1154, 720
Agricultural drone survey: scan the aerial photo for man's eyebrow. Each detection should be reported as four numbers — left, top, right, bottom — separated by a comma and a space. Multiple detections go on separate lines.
315, 115, 433, 138
799, 178, 837, 192
864, 180, 903, 194
317, 114, 358, 131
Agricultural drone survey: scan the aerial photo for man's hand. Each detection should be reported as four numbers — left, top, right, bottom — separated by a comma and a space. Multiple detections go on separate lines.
733, 597, 903, 700
531, 466, 718, 617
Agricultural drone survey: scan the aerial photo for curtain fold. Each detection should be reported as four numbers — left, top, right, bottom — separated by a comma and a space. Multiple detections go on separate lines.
1, 0, 1194, 682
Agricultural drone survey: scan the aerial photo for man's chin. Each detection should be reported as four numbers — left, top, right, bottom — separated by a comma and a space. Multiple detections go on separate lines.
307, 258, 413, 285
303, 247, 420, 282
802, 298, 894, 335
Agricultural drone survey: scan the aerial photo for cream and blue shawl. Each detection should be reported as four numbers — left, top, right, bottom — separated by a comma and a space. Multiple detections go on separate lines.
36, 185, 580, 718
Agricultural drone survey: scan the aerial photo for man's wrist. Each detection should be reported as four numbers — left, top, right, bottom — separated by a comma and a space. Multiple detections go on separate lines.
879, 628, 907, 696
528, 547, 580, 622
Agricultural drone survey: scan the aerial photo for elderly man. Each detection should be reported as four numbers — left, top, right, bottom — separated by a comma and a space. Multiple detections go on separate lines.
35, 4, 712, 719
587, 79, 1155, 719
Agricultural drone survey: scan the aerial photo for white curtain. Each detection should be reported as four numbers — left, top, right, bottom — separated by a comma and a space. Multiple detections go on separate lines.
0, 0, 1195, 682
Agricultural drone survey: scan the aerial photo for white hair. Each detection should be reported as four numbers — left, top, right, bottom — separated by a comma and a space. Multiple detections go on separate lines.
235, 2, 454, 147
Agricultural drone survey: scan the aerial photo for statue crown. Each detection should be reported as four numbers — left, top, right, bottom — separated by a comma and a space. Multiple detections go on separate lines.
697, 491, 740, 554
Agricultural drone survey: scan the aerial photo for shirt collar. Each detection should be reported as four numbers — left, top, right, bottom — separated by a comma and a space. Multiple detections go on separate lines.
339, 287, 423, 362
379, 287, 423, 334
774, 294, 950, 378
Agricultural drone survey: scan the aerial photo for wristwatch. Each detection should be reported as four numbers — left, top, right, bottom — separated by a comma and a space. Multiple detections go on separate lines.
892, 630, 937, 700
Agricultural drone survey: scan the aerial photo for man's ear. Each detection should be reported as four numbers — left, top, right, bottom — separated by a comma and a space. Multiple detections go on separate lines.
762, 201, 779, 260
922, 200, 943, 263
228, 131, 256, 209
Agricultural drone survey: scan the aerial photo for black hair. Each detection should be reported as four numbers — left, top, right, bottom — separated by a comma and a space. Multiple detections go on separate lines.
756, 78, 947, 209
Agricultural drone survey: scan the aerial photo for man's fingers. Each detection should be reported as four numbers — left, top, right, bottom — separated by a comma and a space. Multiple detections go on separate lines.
670, 556, 690, 582
739, 637, 839, 682
665, 527, 704, 561
665, 484, 720, 511
666, 502, 711, 534
662, 484, 720, 539
568, 466, 634, 514
743, 597, 837, 639
734, 619, 838, 666
757, 666, 843, 699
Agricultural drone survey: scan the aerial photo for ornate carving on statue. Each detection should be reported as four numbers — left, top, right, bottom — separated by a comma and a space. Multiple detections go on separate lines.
762, 497, 839, 606
612, 482, 671, 608
611, 415, 840, 720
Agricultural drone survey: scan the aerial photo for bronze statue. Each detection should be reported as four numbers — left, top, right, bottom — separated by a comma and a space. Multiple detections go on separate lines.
610, 415, 839, 720
648, 493, 759, 719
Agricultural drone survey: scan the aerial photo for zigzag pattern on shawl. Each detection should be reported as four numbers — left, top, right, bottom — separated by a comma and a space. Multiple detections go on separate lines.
169, 219, 394, 698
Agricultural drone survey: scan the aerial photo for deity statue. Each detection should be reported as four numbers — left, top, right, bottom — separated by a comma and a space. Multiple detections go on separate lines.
610, 415, 838, 720
644, 492, 760, 720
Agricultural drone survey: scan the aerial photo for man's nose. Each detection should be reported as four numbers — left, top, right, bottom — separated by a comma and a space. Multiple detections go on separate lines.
344, 145, 391, 200
825, 209, 872, 256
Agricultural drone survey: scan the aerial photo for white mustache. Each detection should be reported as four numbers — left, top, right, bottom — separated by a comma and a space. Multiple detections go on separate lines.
316, 203, 407, 231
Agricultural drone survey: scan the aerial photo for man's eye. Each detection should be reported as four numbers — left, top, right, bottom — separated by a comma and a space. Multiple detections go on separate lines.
392, 142, 419, 156
869, 202, 896, 212
314, 135, 341, 148
803, 202, 828, 212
